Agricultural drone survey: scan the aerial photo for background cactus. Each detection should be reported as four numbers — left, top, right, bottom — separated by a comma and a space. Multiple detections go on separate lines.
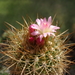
0, 16, 74, 75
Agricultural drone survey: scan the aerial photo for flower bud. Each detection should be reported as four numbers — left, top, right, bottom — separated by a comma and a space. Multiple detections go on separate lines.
29, 37, 35, 44
36, 37, 44, 46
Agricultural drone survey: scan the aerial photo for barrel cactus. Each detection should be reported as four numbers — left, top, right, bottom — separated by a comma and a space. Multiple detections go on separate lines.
0, 16, 73, 75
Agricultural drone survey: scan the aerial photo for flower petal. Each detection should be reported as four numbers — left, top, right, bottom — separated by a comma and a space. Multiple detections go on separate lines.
30, 24, 39, 30
43, 33, 48, 37
39, 35, 43, 41
43, 18, 47, 22
36, 19, 41, 26
49, 25, 60, 32
48, 16, 52, 25
50, 25, 60, 30
31, 31, 40, 36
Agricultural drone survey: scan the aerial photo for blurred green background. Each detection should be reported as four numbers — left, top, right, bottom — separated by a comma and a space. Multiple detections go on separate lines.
0, 0, 75, 40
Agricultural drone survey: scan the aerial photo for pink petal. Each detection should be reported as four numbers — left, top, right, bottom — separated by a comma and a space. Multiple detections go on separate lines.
43, 18, 47, 22
43, 33, 48, 37
40, 19, 43, 22
48, 16, 52, 25
39, 35, 43, 41
49, 25, 60, 32
50, 25, 60, 30
31, 31, 40, 36
36, 19, 41, 26
30, 24, 39, 30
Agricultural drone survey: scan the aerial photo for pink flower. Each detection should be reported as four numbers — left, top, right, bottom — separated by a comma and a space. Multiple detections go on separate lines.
29, 16, 60, 41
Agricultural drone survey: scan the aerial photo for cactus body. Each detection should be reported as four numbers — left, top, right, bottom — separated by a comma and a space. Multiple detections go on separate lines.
0, 17, 73, 75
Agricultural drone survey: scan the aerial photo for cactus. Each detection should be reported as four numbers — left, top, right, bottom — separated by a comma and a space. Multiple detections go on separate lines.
0, 16, 73, 75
